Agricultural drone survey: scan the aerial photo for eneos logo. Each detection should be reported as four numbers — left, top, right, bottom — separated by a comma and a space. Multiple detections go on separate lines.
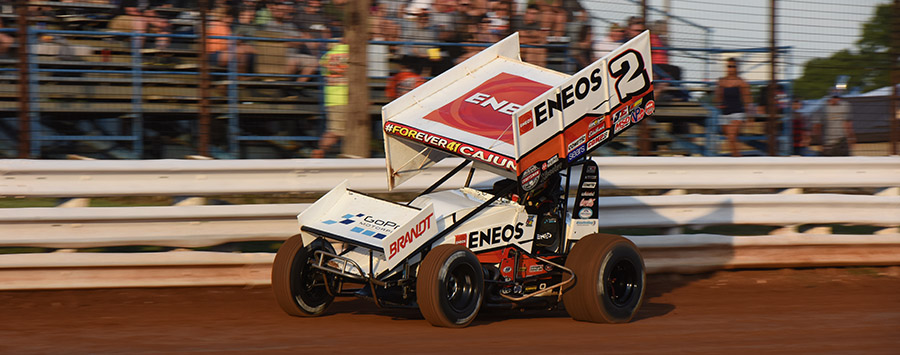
423, 73, 552, 145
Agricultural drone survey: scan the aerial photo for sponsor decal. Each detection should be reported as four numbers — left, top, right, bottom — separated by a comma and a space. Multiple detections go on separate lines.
567, 143, 586, 162
578, 207, 593, 219
613, 107, 631, 134
579, 198, 596, 207
518, 110, 535, 135
521, 164, 541, 191
454, 233, 467, 246
575, 219, 597, 226
631, 107, 645, 124
567, 134, 587, 153
546, 154, 559, 167
586, 130, 609, 151
535, 232, 552, 241
588, 126, 604, 139
582, 181, 597, 189
529, 265, 543, 273
384, 122, 517, 172
466, 223, 525, 249
388, 213, 434, 259
581, 190, 595, 197
531, 68, 604, 129
502, 266, 512, 273
423, 72, 551, 144
321, 213, 397, 240
586, 165, 597, 174
526, 215, 536, 227
588, 115, 607, 129
645, 100, 656, 116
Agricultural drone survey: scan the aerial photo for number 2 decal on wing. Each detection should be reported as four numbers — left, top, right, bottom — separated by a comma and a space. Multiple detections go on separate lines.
608, 49, 651, 104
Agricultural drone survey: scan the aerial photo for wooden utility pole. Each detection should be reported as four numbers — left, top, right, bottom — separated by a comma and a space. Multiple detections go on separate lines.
344, 0, 370, 157
198, 0, 211, 156
16, 0, 29, 158
767, 0, 778, 156
891, 0, 899, 155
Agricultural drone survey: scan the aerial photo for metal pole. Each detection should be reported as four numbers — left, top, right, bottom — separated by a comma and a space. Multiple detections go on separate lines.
198, 0, 211, 157
15, 0, 29, 158
767, 0, 777, 156
344, 0, 370, 157
638, 0, 650, 156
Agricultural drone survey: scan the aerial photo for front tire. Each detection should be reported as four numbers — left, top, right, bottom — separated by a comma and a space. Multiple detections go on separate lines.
563, 234, 645, 323
272, 234, 336, 317
417, 244, 484, 328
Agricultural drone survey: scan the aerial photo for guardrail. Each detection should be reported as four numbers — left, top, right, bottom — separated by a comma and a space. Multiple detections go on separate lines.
1, 156, 899, 290
4, 156, 899, 196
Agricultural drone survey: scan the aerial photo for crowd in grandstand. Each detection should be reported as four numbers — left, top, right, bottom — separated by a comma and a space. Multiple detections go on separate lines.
3, 1, 852, 158
1, 1, 670, 76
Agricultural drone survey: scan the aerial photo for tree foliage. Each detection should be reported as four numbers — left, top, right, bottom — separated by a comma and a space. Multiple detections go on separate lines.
793, 3, 895, 99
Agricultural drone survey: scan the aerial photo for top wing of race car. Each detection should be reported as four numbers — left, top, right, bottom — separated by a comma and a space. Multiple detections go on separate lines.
382, 31, 655, 191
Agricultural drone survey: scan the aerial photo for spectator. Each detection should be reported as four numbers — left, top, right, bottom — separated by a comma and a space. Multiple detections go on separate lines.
314, 36, 349, 158
518, 4, 546, 67
813, 94, 856, 156
368, 3, 395, 78
386, 55, 426, 100
0, 19, 14, 59
264, 2, 316, 84
715, 58, 753, 157
108, 4, 171, 51
207, 8, 256, 73
485, 0, 511, 37
399, 5, 437, 76
474, 15, 499, 43
791, 100, 811, 156
757, 83, 789, 116
430, 0, 460, 75
593, 23, 625, 60
538, 0, 566, 38
293, 0, 330, 59
627, 16, 678, 80
567, 8, 592, 68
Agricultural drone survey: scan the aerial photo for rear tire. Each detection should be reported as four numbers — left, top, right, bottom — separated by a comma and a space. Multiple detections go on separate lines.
563, 234, 645, 323
272, 234, 336, 317
417, 244, 484, 328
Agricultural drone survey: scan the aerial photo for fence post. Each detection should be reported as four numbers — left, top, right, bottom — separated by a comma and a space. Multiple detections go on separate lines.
344, 0, 370, 157
15, 0, 29, 158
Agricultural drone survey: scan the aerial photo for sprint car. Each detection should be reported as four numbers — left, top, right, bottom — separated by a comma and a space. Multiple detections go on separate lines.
273, 31, 656, 327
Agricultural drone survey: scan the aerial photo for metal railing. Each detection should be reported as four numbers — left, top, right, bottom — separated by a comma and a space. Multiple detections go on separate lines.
1, 156, 898, 290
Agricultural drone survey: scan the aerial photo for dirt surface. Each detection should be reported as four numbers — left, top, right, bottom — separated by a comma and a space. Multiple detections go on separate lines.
3, 267, 899, 354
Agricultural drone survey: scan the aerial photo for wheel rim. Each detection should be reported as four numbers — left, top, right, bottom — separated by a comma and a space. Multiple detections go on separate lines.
445, 262, 477, 313
293, 249, 331, 307
604, 258, 638, 307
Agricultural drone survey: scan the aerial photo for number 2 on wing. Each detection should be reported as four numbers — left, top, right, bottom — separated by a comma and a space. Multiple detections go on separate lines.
608, 49, 651, 104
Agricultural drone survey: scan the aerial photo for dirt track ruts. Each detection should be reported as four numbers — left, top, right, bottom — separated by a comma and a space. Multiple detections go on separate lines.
2, 267, 899, 354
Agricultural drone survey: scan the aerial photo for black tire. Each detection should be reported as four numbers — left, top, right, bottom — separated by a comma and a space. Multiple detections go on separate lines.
417, 244, 484, 328
563, 233, 645, 323
272, 234, 336, 317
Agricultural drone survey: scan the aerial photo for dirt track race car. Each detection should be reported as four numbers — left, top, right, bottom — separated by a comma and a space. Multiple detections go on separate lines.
273, 31, 657, 327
